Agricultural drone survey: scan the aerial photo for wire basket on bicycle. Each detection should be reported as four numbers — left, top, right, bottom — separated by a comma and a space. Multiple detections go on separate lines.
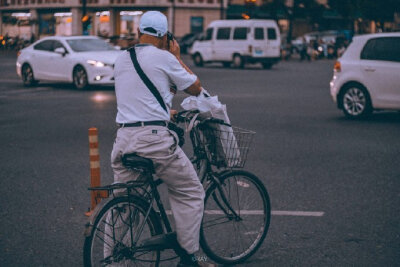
195, 121, 255, 168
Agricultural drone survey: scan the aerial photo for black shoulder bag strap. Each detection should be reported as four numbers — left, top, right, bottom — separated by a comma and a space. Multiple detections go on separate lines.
128, 46, 169, 114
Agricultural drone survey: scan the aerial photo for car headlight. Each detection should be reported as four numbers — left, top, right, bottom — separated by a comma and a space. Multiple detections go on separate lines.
87, 60, 107, 67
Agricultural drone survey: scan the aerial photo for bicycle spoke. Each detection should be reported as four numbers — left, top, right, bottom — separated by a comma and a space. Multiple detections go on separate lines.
94, 231, 114, 250
202, 217, 233, 228
104, 210, 132, 247
100, 255, 113, 265
236, 221, 255, 252
94, 220, 127, 250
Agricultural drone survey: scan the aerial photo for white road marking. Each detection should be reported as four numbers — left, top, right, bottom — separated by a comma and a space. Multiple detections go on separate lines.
0, 88, 51, 96
271, 210, 325, 217
0, 78, 20, 82
165, 210, 324, 217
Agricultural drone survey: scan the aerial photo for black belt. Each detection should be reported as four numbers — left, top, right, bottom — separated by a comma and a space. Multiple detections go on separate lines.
118, 121, 167, 128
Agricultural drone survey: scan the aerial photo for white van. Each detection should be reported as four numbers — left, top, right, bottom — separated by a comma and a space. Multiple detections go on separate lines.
190, 19, 281, 69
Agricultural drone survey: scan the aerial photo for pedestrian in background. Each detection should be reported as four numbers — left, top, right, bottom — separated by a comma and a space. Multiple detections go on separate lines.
300, 36, 310, 61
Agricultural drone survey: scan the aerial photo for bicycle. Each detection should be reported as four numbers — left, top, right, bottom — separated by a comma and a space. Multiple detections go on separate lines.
83, 109, 271, 266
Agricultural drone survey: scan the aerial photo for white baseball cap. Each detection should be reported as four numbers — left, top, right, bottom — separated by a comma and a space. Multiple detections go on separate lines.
139, 11, 168, 38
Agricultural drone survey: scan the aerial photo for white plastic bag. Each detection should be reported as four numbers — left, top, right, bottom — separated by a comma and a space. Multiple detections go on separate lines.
181, 89, 240, 167
181, 89, 222, 112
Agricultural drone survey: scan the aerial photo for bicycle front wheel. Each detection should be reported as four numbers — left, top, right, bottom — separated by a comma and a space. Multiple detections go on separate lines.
192, 158, 207, 183
200, 170, 271, 264
83, 196, 163, 267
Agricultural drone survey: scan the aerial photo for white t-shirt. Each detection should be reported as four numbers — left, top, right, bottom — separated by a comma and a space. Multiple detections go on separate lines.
114, 44, 197, 123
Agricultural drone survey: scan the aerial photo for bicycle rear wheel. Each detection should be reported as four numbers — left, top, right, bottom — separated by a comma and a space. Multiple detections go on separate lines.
83, 196, 163, 267
200, 170, 271, 264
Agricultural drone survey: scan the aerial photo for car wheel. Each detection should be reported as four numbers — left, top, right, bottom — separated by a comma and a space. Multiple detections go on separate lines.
340, 84, 372, 118
193, 53, 204, 67
262, 62, 273, 69
73, 65, 89, 90
21, 64, 38, 87
232, 54, 244, 68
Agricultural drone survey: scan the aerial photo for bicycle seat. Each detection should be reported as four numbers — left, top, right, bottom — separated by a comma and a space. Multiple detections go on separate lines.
122, 153, 155, 173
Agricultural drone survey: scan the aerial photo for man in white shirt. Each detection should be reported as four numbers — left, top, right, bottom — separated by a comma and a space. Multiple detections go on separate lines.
111, 11, 206, 267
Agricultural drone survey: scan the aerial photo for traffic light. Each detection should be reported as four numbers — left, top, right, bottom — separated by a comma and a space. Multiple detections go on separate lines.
82, 15, 92, 35
82, 15, 89, 22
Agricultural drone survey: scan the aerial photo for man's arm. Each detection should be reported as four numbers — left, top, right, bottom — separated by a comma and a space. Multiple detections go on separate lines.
169, 39, 202, 96
184, 78, 201, 96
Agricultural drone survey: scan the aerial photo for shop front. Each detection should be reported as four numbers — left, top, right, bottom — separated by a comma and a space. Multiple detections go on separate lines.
1, 12, 32, 39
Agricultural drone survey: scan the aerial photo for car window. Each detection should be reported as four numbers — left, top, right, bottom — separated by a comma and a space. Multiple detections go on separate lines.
66, 38, 115, 52
361, 37, 400, 62
233, 27, 248, 40
34, 40, 54, 52
205, 28, 213, 41
254, 28, 264, 40
216, 28, 231, 40
53, 41, 65, 51
267, 28, 277, 40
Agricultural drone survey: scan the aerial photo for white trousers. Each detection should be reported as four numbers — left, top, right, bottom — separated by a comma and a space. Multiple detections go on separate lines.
111, 125, 205, 254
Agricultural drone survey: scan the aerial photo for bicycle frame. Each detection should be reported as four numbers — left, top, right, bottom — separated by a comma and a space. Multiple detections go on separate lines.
188, 121, 243, 220
87, 113, 244, 260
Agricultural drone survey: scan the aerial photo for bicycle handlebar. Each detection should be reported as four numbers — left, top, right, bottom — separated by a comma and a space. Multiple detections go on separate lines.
206, 117, 230, 126
174, 109, 231, 127
173, 109, 199, 123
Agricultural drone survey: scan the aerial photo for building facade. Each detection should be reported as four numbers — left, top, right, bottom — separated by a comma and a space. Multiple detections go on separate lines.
228, 0, 399, 36
2, 0, 398, 40
0, 0, 227, 39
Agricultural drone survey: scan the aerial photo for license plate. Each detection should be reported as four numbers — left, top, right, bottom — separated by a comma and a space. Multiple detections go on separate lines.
255, 49, 263, 55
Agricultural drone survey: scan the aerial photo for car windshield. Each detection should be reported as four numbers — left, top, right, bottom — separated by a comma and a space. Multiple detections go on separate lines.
66, 38, 115, 52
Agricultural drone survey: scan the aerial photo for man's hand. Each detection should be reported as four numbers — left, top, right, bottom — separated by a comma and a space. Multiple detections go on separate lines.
168, 39, 181, 59
170, 109, 178, 121
170, 87, 177, 95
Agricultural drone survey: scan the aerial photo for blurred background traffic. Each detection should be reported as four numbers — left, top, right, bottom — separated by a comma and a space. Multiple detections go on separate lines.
1, 0, 399, 59
2, 0, 400, 118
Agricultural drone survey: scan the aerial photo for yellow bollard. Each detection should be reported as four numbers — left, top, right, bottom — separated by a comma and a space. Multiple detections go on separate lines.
85, 127, 107, 216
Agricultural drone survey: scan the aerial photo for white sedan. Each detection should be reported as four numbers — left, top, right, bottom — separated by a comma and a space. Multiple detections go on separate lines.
330, 32, 400, 118
16, 36, 123, 89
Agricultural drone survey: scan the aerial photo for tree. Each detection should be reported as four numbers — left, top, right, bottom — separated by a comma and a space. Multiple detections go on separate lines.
282, 0, 325, 43
329, 0, 400, 31
300, 0, 325, 28
360, 0, 400, 21
260, 0, 288, 22
328, 0, 361, 22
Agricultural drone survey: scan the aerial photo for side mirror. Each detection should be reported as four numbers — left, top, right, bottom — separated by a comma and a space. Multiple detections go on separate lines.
54, 47, 66, 56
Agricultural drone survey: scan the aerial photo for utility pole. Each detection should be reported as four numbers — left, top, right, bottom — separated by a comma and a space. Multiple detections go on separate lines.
287, 0, 297, 44
82, 0, 88, 35
82, 0, 86, 17
220, 0, 225, 19
172, 0, 175, 33
245, 0, 256, 18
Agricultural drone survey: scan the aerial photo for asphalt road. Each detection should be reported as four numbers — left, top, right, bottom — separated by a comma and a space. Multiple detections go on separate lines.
0, 50, 399, 266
